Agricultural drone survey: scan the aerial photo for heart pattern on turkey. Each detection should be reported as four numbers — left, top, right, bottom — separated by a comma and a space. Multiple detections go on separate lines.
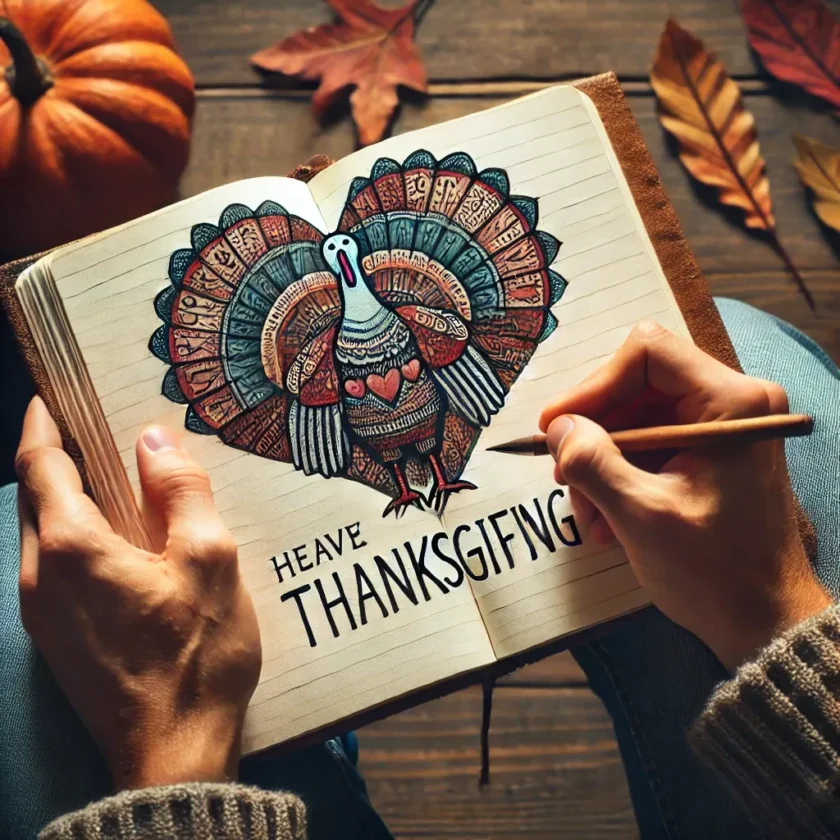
344, 378, 366, 399
366, 368, 401, 403
401, 359, 421, 381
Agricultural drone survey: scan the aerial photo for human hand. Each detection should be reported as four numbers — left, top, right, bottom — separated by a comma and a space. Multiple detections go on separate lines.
15, 397, 261, 790
539, 322, 831, 671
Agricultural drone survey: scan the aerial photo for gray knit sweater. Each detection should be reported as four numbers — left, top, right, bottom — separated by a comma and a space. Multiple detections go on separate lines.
690, 603, 840, 839
39, 782, 307, 840
40, 605, 840, 840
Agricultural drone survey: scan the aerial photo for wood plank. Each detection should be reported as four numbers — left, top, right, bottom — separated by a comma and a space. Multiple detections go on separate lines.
699, 270, 839, 360
499, 651, 587, 685
358, 685, 635, 838
152, 0, 840, 86
182, 91, 839, 359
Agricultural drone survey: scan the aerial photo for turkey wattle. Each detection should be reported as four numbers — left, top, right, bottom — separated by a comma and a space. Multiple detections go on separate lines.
152, 150, 567, 517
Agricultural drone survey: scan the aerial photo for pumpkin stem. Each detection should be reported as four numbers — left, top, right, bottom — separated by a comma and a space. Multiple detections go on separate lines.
0, 17, 54, 106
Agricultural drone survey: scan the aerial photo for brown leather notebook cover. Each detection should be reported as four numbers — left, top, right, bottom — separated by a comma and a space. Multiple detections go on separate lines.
0, 73, 812, 752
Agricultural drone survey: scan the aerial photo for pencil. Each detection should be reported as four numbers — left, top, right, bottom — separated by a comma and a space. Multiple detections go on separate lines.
486, 414, 814, 456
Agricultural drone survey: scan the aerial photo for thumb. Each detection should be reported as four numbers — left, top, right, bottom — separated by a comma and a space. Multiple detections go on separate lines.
547, 415, 653, 525
136, 426, 223, 540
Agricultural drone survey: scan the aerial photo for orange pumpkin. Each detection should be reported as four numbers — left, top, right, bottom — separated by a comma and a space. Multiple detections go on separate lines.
0, 0, 194, 259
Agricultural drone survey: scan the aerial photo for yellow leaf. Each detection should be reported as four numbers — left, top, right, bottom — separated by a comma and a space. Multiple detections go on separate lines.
793, 134, 840, 233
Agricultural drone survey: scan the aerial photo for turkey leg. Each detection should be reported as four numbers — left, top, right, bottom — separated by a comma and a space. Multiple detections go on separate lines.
382, 462, 423, 519
427, 454, 476, 513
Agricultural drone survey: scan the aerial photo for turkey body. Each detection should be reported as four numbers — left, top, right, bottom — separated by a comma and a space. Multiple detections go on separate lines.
335, 308, 441, 464
324, 231, 481, 514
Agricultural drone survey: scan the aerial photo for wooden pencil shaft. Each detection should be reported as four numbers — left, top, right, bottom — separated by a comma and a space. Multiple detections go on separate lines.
612, 413, 813, 452
495, 414, 813, 456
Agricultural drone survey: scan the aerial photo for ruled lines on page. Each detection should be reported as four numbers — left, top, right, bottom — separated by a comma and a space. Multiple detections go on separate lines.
309, 86, 687, 658
48, 176, 496, 753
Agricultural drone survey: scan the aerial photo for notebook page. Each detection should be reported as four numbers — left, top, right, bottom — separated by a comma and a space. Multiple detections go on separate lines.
48, 177, 495, 753
309, 86, 689, 658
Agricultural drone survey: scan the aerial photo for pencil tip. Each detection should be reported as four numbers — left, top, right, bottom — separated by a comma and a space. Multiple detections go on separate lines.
487, 437, 536, 455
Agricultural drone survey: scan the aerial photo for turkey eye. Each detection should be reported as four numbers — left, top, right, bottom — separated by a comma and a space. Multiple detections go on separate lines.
342, 238, 349, 246
327, 243, 335, 251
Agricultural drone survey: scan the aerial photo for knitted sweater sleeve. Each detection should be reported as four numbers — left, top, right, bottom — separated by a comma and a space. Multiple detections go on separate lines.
689, 603, 840, 840
37, 782, 307, 840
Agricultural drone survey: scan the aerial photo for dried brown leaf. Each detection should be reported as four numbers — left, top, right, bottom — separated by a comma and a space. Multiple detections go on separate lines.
651, 18, 814, 310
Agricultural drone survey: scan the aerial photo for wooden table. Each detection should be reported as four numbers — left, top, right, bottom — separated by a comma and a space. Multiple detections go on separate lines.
0, 1, 830, 836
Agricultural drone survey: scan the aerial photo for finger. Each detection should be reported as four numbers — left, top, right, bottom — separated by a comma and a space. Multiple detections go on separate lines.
136, 426, 235, 565
598, 387, 678, 432
590, 517, 616, 545
568, 487, 615, 545
18, 490, 40, 610
15, 397, 112, 533
753, 378, 789, 414
539, 321, 756, 431
547, 414, 661, 523
568, 486, 599, 530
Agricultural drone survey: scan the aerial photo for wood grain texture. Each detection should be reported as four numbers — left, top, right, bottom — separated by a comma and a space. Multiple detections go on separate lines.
358, 685, 635, 838
180, 91, 839, 359
499, 651, 587, 685
150, 0, 838, 86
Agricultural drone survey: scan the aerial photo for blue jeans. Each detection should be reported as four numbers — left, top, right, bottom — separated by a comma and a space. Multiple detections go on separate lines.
1, 299, 838, 839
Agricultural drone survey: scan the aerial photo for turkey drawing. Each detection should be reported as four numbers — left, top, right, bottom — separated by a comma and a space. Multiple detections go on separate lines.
151, 150, 567, 516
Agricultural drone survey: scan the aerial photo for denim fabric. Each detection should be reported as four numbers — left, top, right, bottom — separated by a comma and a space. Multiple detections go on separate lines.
1, 297, 837, 839
0, 481, 393, 840
571, 297, 840, 839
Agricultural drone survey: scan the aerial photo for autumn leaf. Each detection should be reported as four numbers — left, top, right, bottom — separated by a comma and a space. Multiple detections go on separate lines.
794, 134, 840, 232
252, 0, 429, 146
741, 0, 840, 109
651, 19, 814, 311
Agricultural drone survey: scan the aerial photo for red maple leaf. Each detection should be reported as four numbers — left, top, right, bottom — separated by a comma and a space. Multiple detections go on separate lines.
252, 0, 428, 146
741, 0, 840, 109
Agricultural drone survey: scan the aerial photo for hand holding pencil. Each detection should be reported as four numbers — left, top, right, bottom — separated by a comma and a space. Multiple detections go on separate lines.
534, 321, 829, 672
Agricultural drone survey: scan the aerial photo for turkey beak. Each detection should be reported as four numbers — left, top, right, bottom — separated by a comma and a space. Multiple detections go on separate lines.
337, 249, 356, 288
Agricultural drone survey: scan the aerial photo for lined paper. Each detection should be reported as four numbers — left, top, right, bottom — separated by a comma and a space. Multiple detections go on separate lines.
309, 86, 687, 657
44, 84, 689, 750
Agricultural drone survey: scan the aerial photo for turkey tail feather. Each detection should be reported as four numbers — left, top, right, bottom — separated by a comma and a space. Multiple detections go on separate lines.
154, 202, 340, 468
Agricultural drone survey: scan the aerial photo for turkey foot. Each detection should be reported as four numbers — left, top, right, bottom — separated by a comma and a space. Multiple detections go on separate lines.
382, 463, 423, 519
427, 454, 476, 514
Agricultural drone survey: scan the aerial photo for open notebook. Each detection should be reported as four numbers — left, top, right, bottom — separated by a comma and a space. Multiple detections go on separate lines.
7, 77, 726, 755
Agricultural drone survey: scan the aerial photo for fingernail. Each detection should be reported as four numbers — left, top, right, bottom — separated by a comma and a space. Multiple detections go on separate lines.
142, 426, 179, 452
546, 416, 575, 458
